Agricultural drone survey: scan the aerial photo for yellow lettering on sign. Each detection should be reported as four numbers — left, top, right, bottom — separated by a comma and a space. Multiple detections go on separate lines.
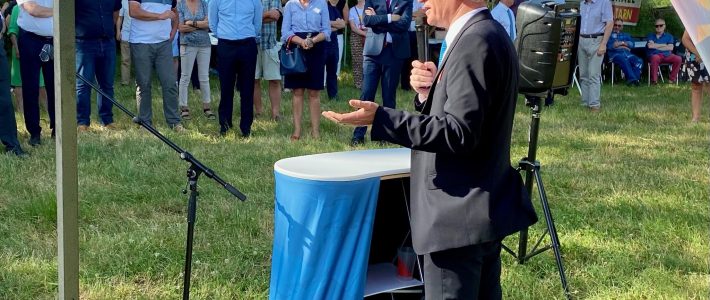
614, 7, 633, 21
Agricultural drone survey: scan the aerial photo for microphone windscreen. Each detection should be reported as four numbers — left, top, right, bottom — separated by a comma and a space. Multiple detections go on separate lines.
415, 16, 428, 62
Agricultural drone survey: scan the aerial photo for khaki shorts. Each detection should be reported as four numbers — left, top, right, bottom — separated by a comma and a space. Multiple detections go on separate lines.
255, 45, 282, 81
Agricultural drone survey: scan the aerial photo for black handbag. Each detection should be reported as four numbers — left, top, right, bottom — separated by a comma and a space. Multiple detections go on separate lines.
280, 35, 307, 75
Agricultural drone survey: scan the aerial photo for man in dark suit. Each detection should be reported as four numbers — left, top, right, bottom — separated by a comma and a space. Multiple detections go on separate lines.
351, 0, 412, 145
323, 0, 537, 297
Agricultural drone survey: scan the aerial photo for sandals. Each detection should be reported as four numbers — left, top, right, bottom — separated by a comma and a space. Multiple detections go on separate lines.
290, 135, 300, 142
181, 108, 191, 120
204, 108, 216, 120
184, 107, 216, 120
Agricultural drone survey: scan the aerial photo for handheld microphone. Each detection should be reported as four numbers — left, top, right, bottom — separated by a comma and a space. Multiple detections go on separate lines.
415, 16, 428, 62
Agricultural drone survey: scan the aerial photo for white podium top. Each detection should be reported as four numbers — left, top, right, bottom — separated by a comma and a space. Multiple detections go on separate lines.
274, 148, 411, 181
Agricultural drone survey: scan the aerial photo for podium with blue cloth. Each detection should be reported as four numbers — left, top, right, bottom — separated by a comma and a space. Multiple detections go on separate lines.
270, 148, 424, 300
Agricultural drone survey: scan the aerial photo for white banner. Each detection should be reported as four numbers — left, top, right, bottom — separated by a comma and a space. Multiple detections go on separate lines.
671, 0, 710, 62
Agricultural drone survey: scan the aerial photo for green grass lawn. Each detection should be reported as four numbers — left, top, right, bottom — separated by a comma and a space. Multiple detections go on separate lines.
0, 74, 708, 299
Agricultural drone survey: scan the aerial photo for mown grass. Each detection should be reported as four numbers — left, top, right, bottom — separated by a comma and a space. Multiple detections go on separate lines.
0, 73, 708, 299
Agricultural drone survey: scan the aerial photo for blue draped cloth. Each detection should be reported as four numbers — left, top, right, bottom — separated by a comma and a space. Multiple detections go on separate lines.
270, 171, 381, 300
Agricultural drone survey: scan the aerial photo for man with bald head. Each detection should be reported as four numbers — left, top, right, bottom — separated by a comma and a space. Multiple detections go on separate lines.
323, 0, 537, 298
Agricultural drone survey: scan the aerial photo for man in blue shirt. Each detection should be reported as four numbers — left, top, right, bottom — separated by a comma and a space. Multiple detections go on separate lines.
606, 18, 642, 86
76, 0, 122, 131
646, 18, 682, 84
491, 0, 515, 41
578, 0, 613, 113
209, 0, 262, 137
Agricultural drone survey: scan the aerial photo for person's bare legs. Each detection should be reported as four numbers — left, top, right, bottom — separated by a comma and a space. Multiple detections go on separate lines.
13, 87, 23, 113
292, 88, 304, 140
39, 87, 47, 112
308, 89, 321, 139
254, 80, 263, 116
691, 82, 702, 122
268, 80, 281, 119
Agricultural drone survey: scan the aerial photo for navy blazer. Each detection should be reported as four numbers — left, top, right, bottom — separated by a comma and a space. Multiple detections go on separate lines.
371, 10, 537, 254
361, 0, 411, 59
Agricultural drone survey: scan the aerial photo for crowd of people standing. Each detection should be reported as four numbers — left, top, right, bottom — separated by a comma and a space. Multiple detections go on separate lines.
0, 0, 708, 157
0, 0, 420, 154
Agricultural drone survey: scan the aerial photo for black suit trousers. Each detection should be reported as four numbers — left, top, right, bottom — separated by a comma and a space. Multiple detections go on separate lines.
423, 240, 503, 300
0, 41, 20, 151
216, 38, 257, 136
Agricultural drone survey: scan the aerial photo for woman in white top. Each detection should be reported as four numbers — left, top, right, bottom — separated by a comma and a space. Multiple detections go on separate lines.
348, 0, 365, 89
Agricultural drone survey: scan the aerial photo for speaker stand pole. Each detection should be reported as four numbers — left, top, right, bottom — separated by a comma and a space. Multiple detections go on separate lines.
501, 94, 571, 300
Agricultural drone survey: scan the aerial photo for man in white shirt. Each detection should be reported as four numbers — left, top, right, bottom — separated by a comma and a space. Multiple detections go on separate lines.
578, 0, 613, 112
491, 0, 516, 41
128, 0, 183, 131
17, 0, 54, 146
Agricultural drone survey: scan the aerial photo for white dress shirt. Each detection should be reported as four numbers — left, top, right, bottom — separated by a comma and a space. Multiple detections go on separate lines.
17, 0, 53, 37
441, 7, 488, 60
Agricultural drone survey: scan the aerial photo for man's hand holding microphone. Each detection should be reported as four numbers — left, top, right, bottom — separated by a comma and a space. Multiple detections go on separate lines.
410, 60, 437, 103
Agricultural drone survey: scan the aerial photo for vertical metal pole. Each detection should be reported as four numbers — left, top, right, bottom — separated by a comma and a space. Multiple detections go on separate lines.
517, 97, 541, 264
183, 167, 201, 300
54, 1, 79, 299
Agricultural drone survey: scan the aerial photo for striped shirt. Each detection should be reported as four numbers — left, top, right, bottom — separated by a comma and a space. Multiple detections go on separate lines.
260, 0, 282, 50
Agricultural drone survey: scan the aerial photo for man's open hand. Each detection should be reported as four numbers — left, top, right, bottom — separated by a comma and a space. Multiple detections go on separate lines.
322, 100, 379, 126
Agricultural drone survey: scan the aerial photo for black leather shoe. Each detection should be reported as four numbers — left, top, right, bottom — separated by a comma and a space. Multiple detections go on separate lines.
350, 137, 365, 146
29, 135, 41, 147
7, 147, 28, 157
219, 124, 230, 137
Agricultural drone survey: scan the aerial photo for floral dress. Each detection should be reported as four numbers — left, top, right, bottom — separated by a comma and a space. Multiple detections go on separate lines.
684, 52, 709, 84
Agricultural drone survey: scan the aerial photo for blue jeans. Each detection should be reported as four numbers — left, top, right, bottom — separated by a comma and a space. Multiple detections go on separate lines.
325, 43, 339, 99
76, 38, 116, 126
353, 46, 403, 140
610, 52, 642, 83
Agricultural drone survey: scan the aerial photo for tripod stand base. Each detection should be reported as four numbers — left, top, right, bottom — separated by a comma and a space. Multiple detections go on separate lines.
503, 160, 570, 300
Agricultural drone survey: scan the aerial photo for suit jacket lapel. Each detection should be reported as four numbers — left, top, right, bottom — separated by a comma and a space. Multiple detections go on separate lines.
422, 10, 493, 114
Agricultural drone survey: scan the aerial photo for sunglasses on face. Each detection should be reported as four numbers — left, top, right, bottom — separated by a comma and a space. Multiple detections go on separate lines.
614, 24, 622, 27
655, 24, 665, 28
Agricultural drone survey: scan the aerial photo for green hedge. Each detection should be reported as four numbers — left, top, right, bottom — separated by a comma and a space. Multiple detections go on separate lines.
626, 0, 684, 40
551, 0, 683, 38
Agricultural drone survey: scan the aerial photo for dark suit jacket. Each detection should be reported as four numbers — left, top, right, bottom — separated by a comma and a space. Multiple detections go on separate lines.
371, 10, 538, 254
362, 0, 411, 59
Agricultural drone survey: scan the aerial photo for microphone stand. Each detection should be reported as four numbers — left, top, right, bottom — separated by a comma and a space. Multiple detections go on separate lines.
76, 73, 247, 300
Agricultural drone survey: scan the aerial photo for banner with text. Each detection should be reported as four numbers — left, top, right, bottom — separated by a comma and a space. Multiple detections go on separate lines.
671, 0, 710, 62
612, 0, 643, 26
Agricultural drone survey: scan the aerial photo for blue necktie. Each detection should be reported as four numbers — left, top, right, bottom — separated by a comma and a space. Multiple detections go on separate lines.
438, 40, 447, 66
507, 9, 515, 40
